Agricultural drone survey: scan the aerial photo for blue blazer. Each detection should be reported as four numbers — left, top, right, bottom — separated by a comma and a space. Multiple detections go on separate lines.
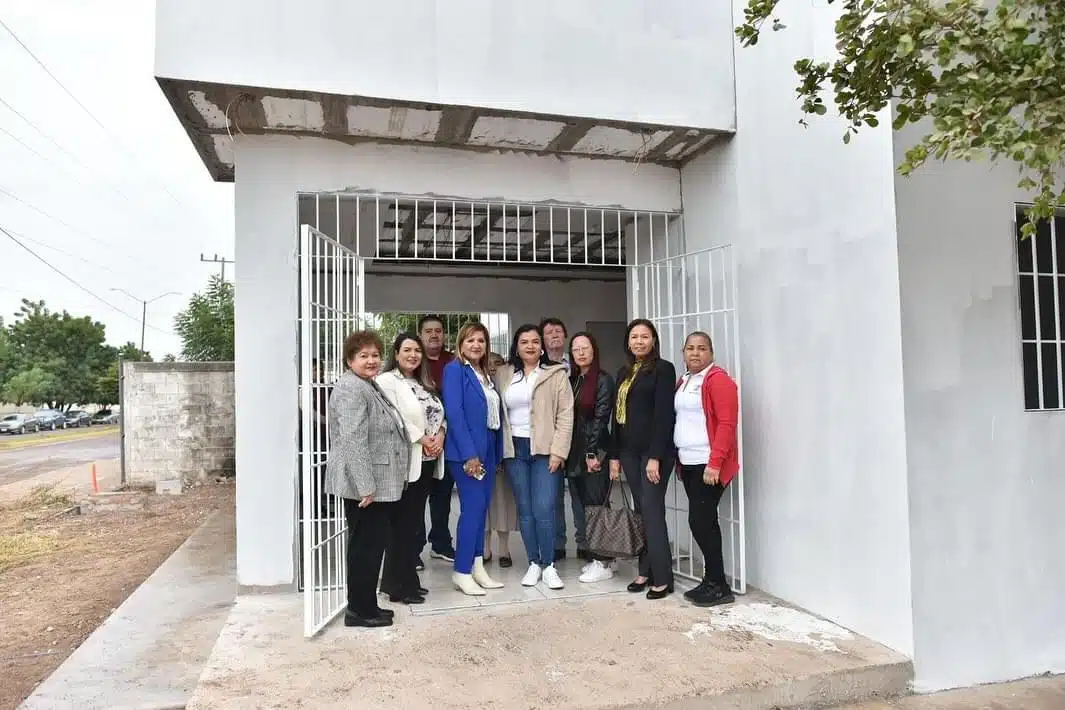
442, 360, 504, 468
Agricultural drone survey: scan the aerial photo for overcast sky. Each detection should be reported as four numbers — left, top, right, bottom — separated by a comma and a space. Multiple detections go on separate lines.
0, 0, 233, 358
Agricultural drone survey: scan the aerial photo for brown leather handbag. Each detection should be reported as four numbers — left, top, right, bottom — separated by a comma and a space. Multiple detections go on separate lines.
585, 481, 646, 559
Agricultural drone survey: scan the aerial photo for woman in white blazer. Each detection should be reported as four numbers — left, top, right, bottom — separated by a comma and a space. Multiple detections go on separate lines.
376, 333, 447, 605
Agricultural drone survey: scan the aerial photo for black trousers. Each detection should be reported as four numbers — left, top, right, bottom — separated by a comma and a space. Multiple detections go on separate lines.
619, 451, 673, 587
381, 460, 434, 597
680, 464, 728, 586
343, 497, 396, 617
571, 469, 614, 562
425, 467, 455, 552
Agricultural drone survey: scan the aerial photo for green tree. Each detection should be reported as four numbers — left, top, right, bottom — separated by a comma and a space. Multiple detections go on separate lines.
5, 300, 115, 409
737, 0, 1065, 235
2, 366, 53, 407
93, 361, 120, 408
117, 342, 152, 363
174, 276, 234, 361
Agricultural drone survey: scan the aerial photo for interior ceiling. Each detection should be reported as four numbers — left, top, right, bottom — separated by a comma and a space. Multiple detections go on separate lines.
158, 79, 728, 182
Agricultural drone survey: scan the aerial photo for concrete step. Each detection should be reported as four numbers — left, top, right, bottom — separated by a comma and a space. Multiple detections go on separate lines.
828, 673, 1065, 710
186, 587, 913, 710
19, 507, 236, 710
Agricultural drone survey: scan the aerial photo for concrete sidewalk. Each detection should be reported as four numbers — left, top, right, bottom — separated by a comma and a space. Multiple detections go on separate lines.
19, 505, 236, 710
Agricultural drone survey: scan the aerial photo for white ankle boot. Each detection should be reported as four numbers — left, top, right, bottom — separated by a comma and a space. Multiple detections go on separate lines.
452, 572, 487, 596
472, 556, 504, 589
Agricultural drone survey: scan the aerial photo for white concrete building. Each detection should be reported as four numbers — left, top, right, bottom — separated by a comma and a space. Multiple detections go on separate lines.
155, 0, 1064, 693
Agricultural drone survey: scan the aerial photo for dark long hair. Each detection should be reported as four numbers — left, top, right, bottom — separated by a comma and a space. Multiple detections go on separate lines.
508, 323, 555, 379
385, 332, 438, 394
620, 318, 661, 379
568, 331, 601, 413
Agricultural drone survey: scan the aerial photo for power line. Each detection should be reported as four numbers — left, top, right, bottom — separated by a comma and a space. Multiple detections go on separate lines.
0, 18, 204, 217
8, 227, 131, 282
0, 185, 179, 279
0, 223, 168, 333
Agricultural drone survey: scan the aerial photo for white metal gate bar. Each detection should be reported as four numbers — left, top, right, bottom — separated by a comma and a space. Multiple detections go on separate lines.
629, 245, 746, 594
298, 191, 682, 267
298, 224, 366, 636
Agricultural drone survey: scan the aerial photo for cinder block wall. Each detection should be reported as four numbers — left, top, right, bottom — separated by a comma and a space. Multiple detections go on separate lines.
122, 362, 235, 492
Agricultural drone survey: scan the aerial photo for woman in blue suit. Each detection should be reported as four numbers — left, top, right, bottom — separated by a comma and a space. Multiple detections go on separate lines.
442, 322, 506, 596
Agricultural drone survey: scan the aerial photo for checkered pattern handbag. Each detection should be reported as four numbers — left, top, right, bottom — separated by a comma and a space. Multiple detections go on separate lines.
585, 480, 646, 559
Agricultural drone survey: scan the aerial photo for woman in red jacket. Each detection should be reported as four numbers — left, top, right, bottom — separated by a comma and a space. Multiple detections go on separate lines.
674, 331, 739, 608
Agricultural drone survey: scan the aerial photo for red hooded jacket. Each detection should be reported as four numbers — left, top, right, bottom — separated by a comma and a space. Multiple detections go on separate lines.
674, 365, 740, 486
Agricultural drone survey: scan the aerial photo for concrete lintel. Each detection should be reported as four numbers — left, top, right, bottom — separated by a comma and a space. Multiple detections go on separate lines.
545, 120, 595, 153
435, 107, 479, 144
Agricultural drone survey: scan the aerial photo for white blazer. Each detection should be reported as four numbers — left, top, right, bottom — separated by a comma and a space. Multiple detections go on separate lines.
375, 370, 445, 482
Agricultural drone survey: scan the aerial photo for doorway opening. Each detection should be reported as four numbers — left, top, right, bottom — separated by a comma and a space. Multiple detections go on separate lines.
295, 192, 742, 636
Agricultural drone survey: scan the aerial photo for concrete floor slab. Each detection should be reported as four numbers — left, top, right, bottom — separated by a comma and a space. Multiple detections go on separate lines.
19, 506, 236, 710
187, 587, 912, 710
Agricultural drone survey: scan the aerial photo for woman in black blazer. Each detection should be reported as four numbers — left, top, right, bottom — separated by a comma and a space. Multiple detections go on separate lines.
608, 318, 677, 599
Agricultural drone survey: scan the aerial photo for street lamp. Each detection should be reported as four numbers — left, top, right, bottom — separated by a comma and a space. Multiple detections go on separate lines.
111, 289, 180, 352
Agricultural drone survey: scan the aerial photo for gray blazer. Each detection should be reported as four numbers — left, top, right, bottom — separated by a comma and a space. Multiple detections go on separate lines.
324, 371, 410, 503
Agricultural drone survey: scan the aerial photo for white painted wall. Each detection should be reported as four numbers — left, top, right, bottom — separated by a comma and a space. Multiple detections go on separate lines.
233, 134, 678, 587
155, 0, 735, 131
676, 1, 914, 656
892, 126, 1065, 690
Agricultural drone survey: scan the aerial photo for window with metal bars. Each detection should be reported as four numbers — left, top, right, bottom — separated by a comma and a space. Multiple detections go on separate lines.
1016, 205, 1065, 411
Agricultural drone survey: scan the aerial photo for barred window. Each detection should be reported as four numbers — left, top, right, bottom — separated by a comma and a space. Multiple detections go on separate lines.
1016, 205, 1065, 411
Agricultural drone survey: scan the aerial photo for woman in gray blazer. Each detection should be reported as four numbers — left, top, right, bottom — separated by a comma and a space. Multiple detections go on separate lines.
325, 330, 411, 628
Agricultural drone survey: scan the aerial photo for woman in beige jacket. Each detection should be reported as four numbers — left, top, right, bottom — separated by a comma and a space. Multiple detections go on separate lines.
495, 324, 574, 590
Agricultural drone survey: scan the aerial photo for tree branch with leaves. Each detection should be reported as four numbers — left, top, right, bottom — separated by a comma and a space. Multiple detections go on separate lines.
174, 276, 235, 362
737, 0, 1065, 235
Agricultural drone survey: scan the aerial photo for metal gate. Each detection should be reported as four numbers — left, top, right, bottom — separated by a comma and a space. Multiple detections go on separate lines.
298, 224, 366, 636
629, 245, 746, 594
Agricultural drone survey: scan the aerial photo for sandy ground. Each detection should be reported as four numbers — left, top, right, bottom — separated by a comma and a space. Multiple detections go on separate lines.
0, 482, 234, 710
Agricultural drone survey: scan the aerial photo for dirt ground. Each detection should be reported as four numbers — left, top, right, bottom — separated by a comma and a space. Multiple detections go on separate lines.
0, 482, 234, 710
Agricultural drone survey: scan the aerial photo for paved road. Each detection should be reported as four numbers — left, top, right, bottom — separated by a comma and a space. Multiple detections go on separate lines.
0, 433, 119, 486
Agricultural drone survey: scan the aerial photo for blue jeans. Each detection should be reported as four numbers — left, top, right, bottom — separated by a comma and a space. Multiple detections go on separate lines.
505, 437, 558, 567
449, 460, 495, 574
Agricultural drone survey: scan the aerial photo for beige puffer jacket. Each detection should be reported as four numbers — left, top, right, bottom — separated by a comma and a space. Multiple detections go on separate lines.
494, 363, 574, 460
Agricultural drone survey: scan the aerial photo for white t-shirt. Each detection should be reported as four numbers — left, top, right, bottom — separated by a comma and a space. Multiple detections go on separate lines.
504, 368, 540, 438
674, 365, 713, 466
474, 368, 502, 431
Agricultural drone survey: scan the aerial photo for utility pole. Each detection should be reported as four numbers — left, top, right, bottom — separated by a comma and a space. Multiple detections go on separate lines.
200, 253, 234, 280
111, 289, 180, 352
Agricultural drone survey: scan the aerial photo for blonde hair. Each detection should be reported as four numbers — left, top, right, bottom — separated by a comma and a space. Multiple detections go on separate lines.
456, 322, 491, 371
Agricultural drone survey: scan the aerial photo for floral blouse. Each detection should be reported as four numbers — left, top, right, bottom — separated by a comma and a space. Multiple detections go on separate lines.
405, 377, 445, 461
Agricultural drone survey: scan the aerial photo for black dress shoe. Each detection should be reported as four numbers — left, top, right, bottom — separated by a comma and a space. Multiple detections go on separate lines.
417, 586, 429, 596
689, 583, 735, 608
388, 593, 425, 605
376, 607, 395, 619
627, 579, 649, 593
499, 556, 513, 568
345, 612, 393, 628
646, 585, 673, 600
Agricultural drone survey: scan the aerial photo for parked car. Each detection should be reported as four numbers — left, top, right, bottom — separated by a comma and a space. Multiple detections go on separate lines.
91, 409, 119, 425
64, 410, 92, 428
34, 409, 67, 431
0, 413, 41, 435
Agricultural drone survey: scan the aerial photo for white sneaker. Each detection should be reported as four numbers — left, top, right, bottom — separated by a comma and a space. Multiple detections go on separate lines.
581, 561, 595, 574
541, 564, 565, 590
578, 560, 615, 584
521, 564, 542, 587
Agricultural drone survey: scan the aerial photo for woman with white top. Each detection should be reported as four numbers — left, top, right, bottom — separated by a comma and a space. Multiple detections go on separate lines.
376, 333, 446, 605
674, 331, 739, 608
442, 323, 506, 596
496, 324, 574, 590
